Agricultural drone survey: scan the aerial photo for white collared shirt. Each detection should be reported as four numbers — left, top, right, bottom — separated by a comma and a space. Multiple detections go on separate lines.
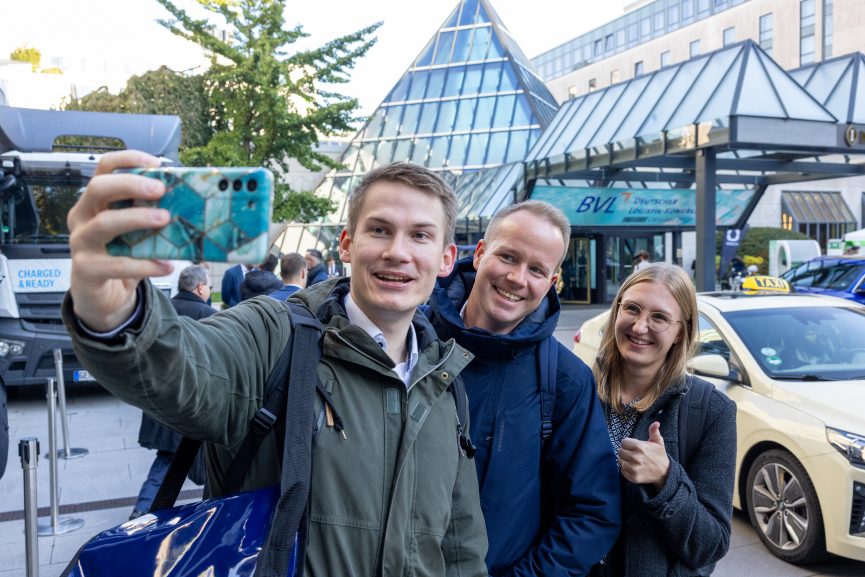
344, 293, 419, 388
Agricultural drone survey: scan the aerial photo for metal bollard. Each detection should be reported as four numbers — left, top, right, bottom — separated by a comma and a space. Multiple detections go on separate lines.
51, 349, 87, 459
38, 379, 84, 536
19, 438, 39, 577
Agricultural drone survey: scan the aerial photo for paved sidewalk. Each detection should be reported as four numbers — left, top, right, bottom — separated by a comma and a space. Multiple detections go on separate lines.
1, 384, 201, 577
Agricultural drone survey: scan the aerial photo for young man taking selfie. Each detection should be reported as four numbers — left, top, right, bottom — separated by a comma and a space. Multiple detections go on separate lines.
62, 152, 489, 576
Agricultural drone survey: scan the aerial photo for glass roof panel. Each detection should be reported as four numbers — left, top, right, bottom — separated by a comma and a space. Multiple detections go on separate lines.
470, 27, 491, 61
444, 66, 466, 97
854, 56, 865, 124
436, 100, 458, 132
493, 95, 516, 128
390, 74, 412, 103
428, 136, 450, 168
506, 129, 529, 163
569, 83, 627, 151
531, 98, 581, 160
451, 29, 473, 64
449, 134, 470, 166
408, 70, 429, 101
488, 33, 504, 59
824, 64, 853, 123
788, 68, 813, 87
460, 0, 479, 26
782, 193, 806, 222
638, 56, 709, 135
695, 50, 743, 123
499, 61, 518, 91
474, 96, 496, 130
735, 50, 786, 118
340, 144, 359, 172
357, 142, 376, 172
417, 102, 439, 134
381, 106, 403, 137
393, 139, 412, 163
836, 191, 857, 221
481, 62, 503, 93
400, 103, 421, 136
463, 64, 484, 95
820, 191, 844, 221
364, 108, 386, 139
487, 131, 509, 164
588, 76, 651, 148
412, 137, 431, 165
466, 132, 490, 165
373, 140, 394, 169
416, 39, 435, 67
548, 91, 603, 156
477, 3, 490, 24
426, 68, 447, 99
455, 98, 477, 131
665, 45, 741, 129
803, 58, 851, 103
612, 67, 677, 142
756, 49, 836, 121
434, 32, 455, 66
512, 93, 532, 126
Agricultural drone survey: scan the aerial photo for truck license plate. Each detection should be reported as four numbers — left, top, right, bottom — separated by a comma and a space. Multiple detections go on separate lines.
73, 370, 96, 382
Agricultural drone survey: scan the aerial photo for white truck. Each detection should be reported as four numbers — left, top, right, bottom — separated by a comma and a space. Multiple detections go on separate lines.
0, 106, 189, 390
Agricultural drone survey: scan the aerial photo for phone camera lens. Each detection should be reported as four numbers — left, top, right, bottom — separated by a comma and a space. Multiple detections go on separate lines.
247, 180, 258, 192
232, 179, 242, 191
218, 179, 229, 191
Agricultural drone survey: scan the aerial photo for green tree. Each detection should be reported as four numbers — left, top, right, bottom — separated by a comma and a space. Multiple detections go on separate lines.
10, 44, 41, 72
156, 0, 381, 223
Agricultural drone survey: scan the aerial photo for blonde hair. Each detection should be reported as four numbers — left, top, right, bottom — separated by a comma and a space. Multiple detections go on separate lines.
592, 263, 699, 414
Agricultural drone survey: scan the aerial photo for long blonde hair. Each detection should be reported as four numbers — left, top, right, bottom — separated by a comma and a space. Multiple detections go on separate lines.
593, 263, 699, 414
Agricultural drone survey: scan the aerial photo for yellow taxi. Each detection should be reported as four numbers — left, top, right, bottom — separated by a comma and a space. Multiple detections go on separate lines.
572, 291, 865, 564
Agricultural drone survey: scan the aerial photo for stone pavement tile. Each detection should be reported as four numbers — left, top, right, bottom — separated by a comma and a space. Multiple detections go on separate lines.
0, 561, 68, 577
729, 510, 761, 548
715, 543, 816, 577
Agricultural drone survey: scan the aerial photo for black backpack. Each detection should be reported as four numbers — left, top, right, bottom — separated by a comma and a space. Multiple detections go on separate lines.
149, 301, 475, 577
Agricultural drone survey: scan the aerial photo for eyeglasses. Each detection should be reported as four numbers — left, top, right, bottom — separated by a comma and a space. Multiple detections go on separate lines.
618, 301, 682, 333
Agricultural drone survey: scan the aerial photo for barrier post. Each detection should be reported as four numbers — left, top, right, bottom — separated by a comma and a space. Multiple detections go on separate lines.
52, 349, 87, 459
19, 438, 39, 577
38, 379, 84, 535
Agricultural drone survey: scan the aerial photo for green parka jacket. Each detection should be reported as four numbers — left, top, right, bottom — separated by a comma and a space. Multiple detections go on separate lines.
61, 278, 489, 577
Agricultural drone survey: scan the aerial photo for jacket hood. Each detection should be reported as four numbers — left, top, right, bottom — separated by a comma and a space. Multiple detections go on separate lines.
244, 269, 280, 291
430, 257, 561, 355
289, 277, 441, 352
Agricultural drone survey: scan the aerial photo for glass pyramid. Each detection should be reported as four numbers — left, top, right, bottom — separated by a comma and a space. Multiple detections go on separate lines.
790, 52, 865, 124
274, 0, 560, 255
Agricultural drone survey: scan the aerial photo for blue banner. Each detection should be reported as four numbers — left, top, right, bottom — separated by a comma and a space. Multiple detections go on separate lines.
530, 186, 754, 227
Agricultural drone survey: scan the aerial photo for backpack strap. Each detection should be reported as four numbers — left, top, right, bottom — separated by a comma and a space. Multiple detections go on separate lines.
677, 377, 714, 470
449, 376, 476, 458
148, 435, 202, 512
538, 336, 558, 441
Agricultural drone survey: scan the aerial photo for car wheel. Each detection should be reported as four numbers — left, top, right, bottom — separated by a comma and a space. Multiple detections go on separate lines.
746, 449, 828, 564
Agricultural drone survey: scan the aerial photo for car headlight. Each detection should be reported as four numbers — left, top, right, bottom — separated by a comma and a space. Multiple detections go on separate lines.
0, 339, 25, 357
827, 427, 865, 469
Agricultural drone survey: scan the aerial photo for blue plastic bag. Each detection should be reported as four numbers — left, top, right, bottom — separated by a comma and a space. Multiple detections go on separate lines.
62, 485, 298, 577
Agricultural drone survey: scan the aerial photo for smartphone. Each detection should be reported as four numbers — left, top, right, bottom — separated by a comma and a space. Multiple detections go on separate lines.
107, 167, 274, 263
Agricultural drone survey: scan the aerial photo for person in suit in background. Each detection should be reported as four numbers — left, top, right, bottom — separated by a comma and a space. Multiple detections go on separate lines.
305, 248, 328, 287
239, 254, 283, 301
326, 255, 343, 278
269, 253, 307, 301
221, 263, 256, 307
130, 265, 213, 519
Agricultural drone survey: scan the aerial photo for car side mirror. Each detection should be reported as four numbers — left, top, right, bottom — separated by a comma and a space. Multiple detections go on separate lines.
689, 354, 731, 378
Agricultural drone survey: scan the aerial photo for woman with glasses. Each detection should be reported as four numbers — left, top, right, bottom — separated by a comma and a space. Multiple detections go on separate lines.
590, 263, 737, 577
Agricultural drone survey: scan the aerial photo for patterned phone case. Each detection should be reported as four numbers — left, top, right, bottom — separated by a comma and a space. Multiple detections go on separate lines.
107, 167, 273, 263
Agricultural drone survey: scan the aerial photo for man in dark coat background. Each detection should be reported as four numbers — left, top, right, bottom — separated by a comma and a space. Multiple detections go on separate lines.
424, 201, 620, 576
305, 248, 328, 287
269, 252, 307, 301
220, 263, 256, 308
130, 265, 214, 519
239, 254, 283, 301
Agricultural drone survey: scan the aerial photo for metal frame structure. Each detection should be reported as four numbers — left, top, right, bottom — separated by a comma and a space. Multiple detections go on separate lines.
521, 40, 865, 291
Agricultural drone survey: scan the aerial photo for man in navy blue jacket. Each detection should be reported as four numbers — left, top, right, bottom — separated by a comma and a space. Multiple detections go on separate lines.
425, 201, 620, 576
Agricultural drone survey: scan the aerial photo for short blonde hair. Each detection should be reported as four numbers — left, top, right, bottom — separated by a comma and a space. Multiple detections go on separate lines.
592, 263, 699, 414
485, 200, 571, 268
347, 162, 458, 246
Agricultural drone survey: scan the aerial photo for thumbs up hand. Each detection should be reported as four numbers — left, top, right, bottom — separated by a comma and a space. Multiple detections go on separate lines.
618, 421, 671, 492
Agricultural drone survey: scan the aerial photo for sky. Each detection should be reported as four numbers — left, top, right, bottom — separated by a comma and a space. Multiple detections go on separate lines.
0, 0, 631, 117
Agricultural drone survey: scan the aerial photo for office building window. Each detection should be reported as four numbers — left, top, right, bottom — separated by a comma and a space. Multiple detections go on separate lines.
690, 40, 701, 58
668, 5, 679, 30
605, 34, 614, 53
628, 23, 638, 48
641, 17, 651, 39
617, 29, 626, 50
583, 44, 591, 63
683, 0, 695, 24
654, 11, 665, 35
824, 0, 833, 59
697, 0, 710, 19
801, 0, 815, 65
594, 39, 602, 58
568, 85, 577, 99
611, 69, 620, 84
723, 27, 735, 46
589, 78, 597, 92
635, 61, 644, 76
760, 13, 773, 57
661, 51, 671, 67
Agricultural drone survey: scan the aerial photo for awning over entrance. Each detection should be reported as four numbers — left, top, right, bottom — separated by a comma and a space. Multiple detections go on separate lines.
520, 40, 865, 291
781, 191, 857, 250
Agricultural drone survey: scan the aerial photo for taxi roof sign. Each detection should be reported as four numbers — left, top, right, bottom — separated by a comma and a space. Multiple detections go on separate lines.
741, 275, 792, 293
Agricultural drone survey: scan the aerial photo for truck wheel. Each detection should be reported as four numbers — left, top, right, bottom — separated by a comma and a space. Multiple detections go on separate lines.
746, 449, 829, 564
